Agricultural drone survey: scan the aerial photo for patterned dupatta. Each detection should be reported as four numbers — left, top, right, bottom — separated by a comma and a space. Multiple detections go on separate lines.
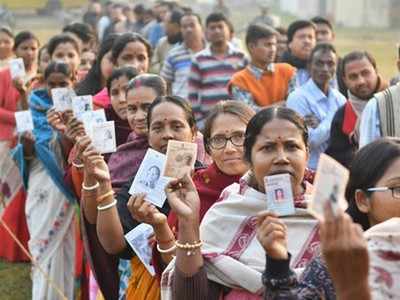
161, 170, 319, 299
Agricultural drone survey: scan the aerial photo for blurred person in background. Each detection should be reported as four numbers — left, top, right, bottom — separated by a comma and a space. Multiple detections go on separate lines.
275, 26, 288, 62
145, 1, 175, 48
83, 0, 102, 32
97, 1, 114, 41
161, 11, 205, 98
0, 26, 14, 70
102, 2, 126, 40
281, 20, 317, 89
311, 16, 335, 43
251, 4, 280, 28
62, 22, 97, 53
152, 9, 183, 73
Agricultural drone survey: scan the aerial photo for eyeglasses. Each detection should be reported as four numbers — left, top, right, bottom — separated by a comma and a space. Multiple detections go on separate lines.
366, 186, 400, 199
209, 132, 245, 150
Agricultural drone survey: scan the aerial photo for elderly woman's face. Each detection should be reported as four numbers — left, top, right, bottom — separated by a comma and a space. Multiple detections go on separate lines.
250, 118, 308, 195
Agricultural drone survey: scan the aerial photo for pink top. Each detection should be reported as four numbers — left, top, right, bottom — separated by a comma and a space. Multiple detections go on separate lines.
0, 68, 21, 141
93, 87, 110, 108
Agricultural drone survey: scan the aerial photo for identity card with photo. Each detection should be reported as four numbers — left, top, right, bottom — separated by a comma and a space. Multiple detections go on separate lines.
92, 121, 116, 154
15, 110, 34, 133
81, 109, 107, 137
52, 87, 75, 112
9, 58, 26, 79
129, 149, 170, 208
264, 173, 296, 216
72, 95, 93, 121
125, 223, 155, 276
164, 140, 197, 179
308, 154, 350, 219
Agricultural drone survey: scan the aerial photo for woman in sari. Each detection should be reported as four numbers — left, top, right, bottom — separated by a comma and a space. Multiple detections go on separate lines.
12, 61, 77, 300
0, 31, 39, 262
161, 106, 318, 299
75, 74, 167, 300
259, 137, 400, 300
78, 96, 199, 300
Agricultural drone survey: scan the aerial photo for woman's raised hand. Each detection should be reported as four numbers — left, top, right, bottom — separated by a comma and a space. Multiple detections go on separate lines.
165, 173, 200, 222
77, 135, 110, 182
64, 114, 86, 142
256, 211, 288, 260
47, 108, 67, 133
320, 203, 370, 299
127, 193, 167, 226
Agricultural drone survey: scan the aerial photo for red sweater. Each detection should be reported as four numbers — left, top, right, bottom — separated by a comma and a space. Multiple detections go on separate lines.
0, 69, 20, 141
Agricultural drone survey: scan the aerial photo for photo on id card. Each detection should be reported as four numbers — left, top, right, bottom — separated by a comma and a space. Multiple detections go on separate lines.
15, 110, 34, 133
51, 88, 75, 112
81, 109, 107, 138
9, 58, 26, 79
264, 173, 295, 216
129, 149, 170, 208
91, 121, 116, 154
125, 223, 155, 276
308, 154, 349, 219
164, 140, 197, 179
72, 95, 93, 120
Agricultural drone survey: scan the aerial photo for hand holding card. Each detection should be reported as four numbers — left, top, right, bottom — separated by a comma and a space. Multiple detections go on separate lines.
164, 140, 197, 179
264, 174, 296, 216
124, 223, 155, 276
308, 154, 349, 220
129, 149, 170, 208
15, 111, 34, 133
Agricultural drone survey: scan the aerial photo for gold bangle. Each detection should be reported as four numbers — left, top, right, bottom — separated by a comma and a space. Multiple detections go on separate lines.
96, 190, 114, 203
24, 155, 34, 160
72, 161, 84, 169
175, 240, 203, 256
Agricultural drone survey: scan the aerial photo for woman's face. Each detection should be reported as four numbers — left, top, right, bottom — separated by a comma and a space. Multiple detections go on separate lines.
250, 118, 308, 194
209, 113, 248, 176
0, 31, 14, 60
46, 72, 74, 93
79, 50, 96, 72
100, 51, 114, 81
51, 42, 80, 74
116, 41, 149, 73
126, 86, 157, 136
110, 75, 130, 120
359, 157, 400, 227
148, 102, 195, 154
15, 38, 39, 70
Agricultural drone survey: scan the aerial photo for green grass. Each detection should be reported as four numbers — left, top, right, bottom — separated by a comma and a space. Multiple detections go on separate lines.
0, 260, 31, 300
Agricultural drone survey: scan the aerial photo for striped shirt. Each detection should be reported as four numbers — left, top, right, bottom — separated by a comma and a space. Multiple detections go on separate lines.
160, 43, 199, 98
188, 43, 248, 123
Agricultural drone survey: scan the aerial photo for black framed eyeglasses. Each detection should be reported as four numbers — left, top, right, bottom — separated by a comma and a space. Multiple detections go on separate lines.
366, 186, 400, 199
209, 132, 245, 150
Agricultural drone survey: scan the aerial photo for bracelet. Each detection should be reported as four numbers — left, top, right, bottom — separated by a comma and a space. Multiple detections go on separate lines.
82, 181, 99, 191
97, 190, 115, 203
97, 199, 117, 211
156, 243, 176, 254
72, 160, 84, 169
175, 240, 203, 256
24, 155, 34, 160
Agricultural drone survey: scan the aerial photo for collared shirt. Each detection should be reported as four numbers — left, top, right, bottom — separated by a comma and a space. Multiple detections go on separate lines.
359, 97, 381, 147
188, 43, 248, 123
287, 79, 346, 169
161, 42, 201, 98
288, 68, 338, 94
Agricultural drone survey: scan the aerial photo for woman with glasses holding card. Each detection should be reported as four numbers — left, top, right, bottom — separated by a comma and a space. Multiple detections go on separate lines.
0, 30, 40, 263
11, 61, 78, 300
161, 106, 318, 299
259, 137, 400, 299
